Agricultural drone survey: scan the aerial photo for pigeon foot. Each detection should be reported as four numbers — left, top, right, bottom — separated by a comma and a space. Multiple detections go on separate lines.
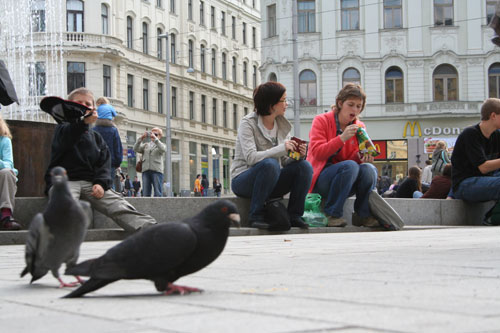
164, 282, 202, 295
57, 277, 81, 288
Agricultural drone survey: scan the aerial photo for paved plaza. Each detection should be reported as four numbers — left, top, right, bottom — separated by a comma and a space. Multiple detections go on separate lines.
1, 226, 499, 333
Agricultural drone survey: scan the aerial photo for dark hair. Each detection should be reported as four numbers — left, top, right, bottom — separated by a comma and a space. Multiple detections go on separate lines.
425, 160, 432, 166
253, 81, 286, 116
442, 163, 452, 177
481, 98, 500, 120
333, 83, 367, 114
408, 166, 422, 192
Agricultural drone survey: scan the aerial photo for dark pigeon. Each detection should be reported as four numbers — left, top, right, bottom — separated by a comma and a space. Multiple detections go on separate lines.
21, 167, 90, 287
63, 200, 240, 298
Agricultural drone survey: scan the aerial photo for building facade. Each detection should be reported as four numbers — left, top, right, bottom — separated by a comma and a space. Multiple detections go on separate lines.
261, 0, 500, 180
0, 0, 261, 195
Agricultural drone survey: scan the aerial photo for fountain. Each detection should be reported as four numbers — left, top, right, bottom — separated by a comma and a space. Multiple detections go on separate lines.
0, 0, 65, 196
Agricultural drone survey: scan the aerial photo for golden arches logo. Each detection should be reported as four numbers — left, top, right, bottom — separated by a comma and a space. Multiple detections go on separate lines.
403, 121, 422, 138
374, 144, 381, 152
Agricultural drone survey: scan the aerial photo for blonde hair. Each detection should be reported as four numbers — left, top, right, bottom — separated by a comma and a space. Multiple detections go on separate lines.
436, 141, 447, 150
96, 96, 109, 106
0, 115, 12, 139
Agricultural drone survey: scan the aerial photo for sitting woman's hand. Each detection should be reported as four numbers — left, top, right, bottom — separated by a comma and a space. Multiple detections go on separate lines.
284, 140, 297, 152
340, 124, 359, 142
298, 143, 307, 157
358, 152, 374, 163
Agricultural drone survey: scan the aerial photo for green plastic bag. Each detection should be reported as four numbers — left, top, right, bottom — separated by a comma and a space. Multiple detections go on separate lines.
302, 193, 328, 227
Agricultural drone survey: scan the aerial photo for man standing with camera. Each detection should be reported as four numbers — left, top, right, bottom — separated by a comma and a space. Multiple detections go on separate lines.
133, 128, 166, 197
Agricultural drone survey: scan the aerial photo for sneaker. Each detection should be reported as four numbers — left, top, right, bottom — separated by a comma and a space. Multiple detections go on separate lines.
327, 216, 347, 227
249, 219, 270, 230
290, 216, 309, 229
352, 212, 380, 228
0, 216, 22, 230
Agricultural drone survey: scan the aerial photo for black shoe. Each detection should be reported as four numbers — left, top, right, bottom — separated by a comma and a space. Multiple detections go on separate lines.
250, 219, 270, 229
0, 216, 22, 230
290, 216, 309, 229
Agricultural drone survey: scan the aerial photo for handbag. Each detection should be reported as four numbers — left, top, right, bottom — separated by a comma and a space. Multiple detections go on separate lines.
135, 158, 143, 173
368, 190, 404, 231
264, 198, 291, 231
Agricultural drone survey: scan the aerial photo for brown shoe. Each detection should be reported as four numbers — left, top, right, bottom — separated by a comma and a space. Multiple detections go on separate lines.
327, 216, 347, 227
352, 212, 380, 228
0, 216, 22, 230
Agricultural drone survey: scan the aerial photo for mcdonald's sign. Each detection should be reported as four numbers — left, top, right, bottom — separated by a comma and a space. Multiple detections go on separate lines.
372, 140, 387, 160
403, 121, 422, 138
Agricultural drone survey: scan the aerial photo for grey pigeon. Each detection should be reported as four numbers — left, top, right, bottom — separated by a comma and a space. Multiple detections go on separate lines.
63, 200, 240, 298
21, 167, 90, 287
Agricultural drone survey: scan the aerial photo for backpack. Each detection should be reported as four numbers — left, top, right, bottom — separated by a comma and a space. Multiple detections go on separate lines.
432, 150, 448, 174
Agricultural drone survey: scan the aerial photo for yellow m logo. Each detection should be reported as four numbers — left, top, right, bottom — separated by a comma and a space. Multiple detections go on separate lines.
403, 121, 422, 138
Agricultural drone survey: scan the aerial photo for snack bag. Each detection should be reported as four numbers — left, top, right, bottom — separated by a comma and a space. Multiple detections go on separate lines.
288, 136, 306, 160
356, 127, 380, 157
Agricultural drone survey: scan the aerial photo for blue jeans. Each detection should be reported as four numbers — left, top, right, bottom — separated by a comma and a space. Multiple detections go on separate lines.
314, 161, 377, 218
232, 158, 313, 221
142, 170, 163, 197
455, 170, 500, 201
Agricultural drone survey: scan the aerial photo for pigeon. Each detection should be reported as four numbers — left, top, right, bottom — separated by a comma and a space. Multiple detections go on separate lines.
63, 200, 240, 298
21, 166, 90, 287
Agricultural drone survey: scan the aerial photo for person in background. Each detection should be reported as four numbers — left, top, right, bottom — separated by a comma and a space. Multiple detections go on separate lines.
396, 166, 423, 198
213, 178, 222, 197
420, 164, 452, 199
0, 115, 21, 230
307, 83, 378, 228
133, 128, 166, 197
96, 96, 117, 121
201, 174, 209, 197
421, 159, 433, 185
124, 174, 133, 197
132, 175, 141, 197
432, 141, 451, 178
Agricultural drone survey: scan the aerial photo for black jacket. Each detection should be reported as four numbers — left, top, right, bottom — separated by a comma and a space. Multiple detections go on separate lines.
45, 120, 111, 194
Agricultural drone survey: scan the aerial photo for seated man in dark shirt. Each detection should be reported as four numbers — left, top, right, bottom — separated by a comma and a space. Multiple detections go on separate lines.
451, 98, 500, 202
43, 88, 156, 232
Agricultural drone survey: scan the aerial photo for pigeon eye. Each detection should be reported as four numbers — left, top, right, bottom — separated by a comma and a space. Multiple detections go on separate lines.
221, 207, 228, 214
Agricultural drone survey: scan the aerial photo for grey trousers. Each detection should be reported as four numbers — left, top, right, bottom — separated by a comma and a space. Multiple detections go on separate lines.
64, 180, 156, 232
0, 169, 17, 210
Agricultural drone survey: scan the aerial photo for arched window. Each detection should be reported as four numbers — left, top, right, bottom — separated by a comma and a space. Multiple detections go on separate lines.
232, 57, 237, 83
200, 44, 206, 73
385, 66, 404, 103
101, 4, 109, 35
299, 70, 317, 106
67, 0, 84, 32
211, 48, 216, 76
243, 61, 248, 86
342, 67, 360, 86
269, 72, 277, 82
489, 63, 500, 98
253, 65, 257, 88
188, 40, 194, 69
433, 64, 458, 101
142, 22, 148, 54
222, 52, 227, 80
157, 28, 163, 60
170, 33, 176, 63
126, 16, 133, 49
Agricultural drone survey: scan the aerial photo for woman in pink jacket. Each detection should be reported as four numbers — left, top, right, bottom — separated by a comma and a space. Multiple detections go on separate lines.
307, 84, 378, 228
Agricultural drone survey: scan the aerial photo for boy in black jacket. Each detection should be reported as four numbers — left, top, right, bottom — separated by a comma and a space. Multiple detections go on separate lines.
43, 88, 156, 232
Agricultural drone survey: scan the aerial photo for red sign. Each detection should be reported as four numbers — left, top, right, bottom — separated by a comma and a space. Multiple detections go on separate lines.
372, 140, 387, 160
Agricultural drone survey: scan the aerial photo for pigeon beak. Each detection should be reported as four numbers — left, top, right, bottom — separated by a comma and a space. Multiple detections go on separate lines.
229, 213, 241, 228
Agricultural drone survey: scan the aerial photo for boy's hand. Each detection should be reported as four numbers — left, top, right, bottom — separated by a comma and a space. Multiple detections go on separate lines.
91, 184, 104, 199
84, 110, 97, 124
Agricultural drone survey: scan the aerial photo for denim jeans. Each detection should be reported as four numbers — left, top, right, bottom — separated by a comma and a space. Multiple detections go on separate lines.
142, 170, 163, 197
232, 158, 313, 221
314, 161, 377, 218
454, 170, 500, 201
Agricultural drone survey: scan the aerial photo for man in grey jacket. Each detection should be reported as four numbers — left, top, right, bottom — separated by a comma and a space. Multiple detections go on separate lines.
133, 128, 166, 197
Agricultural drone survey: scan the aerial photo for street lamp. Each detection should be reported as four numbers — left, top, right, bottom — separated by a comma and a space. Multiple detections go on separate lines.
159, 33, 172, 197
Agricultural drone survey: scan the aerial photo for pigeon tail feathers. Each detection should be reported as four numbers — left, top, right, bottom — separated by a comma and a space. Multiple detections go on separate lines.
63, 278, 115, 298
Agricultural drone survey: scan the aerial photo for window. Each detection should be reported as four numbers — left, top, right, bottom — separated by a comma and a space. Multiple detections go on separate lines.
269, 72, 277, 82
252, 27, 256, 48
212, 98, 217, 125
189, 91, 195, 120
244, 107, 248, 115
223, 101, 228, 127
267, 4, 276, 37
233, 104, 238, 130
211, 6, 216, 28
222, 52, 227, 80
157, 0, 162, 8
127, 74, 134, 107
200, 44, 206, 73
342, 67, 361, 86
101, 4, 109, 34
253, 65, 257, 88
299, 70, 317, 106
211, 48, 217, 76
200, 1, 205, 26
67, 62, 85, 93
170, 0, 175, 13
385, 67, 403, 103
170, 33, 176, 63
143, 79, 149, 110
243, 61, 248, 87
341, 0, 359, 31
487, 0, 497, 24
201, 95, 206, 123
384, 0, 402, 29
127, 16, 133, 49
31, 0, 46, 32
29, 62, 46, 96
189, 142, 197, 188
434, 0, 453, 26
242, 22, 247, 44
221, 11, 226, 35
298, 0, 315, 33
142, 22, 148, 54
157, 28, 163, 60
188, 39, 194, 69
171, 86, 177, 116
158, 83, 163, 114
489, 63, 500, 98
188, 0, 193, 20
433, 64, 458, 101
103, 65, 111, 97
232, 57, 237, 83
232, 16, 236, 39
67, 0, 84, 32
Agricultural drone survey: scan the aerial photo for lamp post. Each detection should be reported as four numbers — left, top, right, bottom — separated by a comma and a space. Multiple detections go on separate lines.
159, 33, 172, 197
